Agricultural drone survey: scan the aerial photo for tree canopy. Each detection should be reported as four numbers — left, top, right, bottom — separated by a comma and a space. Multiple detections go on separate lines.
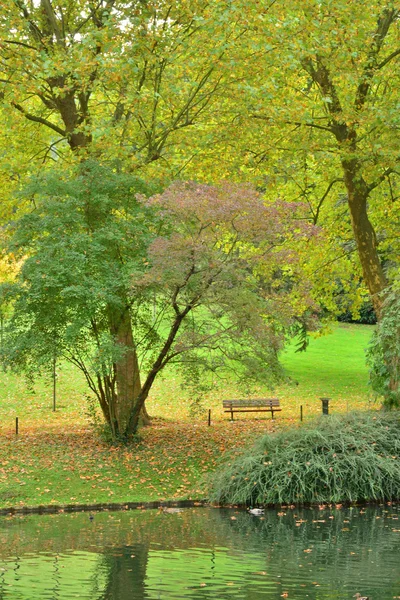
1, 0, 251, 172
1, 0, 399, 426
3, 163, 318, 436
2, 1, 398, 304
234, 0, 400, 314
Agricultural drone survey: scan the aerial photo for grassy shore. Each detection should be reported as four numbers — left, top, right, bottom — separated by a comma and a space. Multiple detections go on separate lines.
0, 324, 375, 508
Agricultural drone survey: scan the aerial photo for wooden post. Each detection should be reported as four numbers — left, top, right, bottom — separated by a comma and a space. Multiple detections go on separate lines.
208, 409, 211, 427
16, 417, 18, 435
320, 397, 331, 415
52, 355, 56, 412
0, 313, 3, 362
300, 405, 303, 422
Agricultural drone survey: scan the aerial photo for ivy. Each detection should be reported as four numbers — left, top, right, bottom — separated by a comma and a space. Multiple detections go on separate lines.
366, 284, 400, 408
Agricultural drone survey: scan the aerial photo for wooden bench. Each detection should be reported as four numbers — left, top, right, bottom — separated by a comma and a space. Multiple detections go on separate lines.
223, 398, 281, 421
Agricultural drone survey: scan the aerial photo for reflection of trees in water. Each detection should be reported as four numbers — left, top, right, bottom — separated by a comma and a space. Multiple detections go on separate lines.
0, 506, 398, 599
97, 543, 150, 600
90, 507, 400, 599
213, 506, 400, 597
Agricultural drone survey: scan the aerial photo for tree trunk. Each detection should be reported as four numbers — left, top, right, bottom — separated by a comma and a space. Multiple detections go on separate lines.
341, 158, 387, 318
109, 304, 151, 436
124, 309, 190, 436
347, 194, 387, 318
300, 53, 390, 319
114, 307, 141, 431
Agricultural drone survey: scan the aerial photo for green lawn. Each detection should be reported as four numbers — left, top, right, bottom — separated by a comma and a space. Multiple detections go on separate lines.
0, 323, 376, 508
278, 322, 374, 415
282, 323, 373, 394
0, 323, 374, 425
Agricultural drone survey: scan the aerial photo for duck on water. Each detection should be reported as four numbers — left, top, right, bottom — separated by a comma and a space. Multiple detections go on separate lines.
248, 508, 264, 515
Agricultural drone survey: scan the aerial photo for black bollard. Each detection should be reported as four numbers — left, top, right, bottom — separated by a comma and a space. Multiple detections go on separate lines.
320, 398, 331, 415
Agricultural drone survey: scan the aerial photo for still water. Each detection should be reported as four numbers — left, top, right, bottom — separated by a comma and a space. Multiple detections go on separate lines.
0, 505, 399, 599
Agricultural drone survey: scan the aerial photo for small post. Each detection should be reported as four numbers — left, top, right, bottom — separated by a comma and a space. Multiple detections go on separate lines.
15, 417, 18, 435
52, 354, 56, 412
300, 405, 303, 422
208, 409, 211, 427
320, 397, 331, 415
0, 313, 3, 359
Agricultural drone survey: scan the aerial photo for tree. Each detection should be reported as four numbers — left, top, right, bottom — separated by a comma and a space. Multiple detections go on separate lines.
4, 1, 398, 317
366, 283, 400, 407
0, 0, 265, 424
3, 164, 157, 435
0, 0, 253, 168
242, 1, 400, 316
3, 163, 318, 437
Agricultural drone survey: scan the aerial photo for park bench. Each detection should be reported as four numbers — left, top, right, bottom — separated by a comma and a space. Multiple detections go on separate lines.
223, 398, 281, 421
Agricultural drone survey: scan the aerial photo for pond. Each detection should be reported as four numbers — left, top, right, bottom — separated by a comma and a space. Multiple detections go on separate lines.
0, 505, 399, 599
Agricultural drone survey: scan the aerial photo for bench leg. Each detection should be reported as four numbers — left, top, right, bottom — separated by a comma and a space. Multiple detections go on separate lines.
230, 408, 234, 421
271, 410, 274, 420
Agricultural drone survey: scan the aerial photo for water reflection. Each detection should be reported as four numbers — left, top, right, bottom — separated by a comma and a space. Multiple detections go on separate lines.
0, 505, 398, 599
98, 543, 150, 600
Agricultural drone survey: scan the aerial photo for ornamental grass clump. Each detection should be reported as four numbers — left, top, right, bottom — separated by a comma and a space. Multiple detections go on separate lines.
208, 411, 400, 506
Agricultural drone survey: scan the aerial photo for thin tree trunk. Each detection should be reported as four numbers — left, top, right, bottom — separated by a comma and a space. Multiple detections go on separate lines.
96, 374, 111, 424
109, 304, 151, 434
125, 306, 191, 435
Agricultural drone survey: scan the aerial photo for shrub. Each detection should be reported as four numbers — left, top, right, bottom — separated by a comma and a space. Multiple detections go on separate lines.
208, 411, 400, 506
337, 301, 376, 325
366, 284, 400, 407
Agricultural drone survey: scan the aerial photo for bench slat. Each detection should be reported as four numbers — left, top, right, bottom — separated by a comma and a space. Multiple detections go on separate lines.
222, 398, 281, 421
223, 408, 282, 413
223, 398, 279, 408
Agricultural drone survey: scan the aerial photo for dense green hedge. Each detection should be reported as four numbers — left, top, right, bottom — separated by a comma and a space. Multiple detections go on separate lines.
208, 411, 400, 506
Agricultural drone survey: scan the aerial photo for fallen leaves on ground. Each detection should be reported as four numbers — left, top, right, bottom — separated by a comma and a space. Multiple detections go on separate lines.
0, 417, 281, 507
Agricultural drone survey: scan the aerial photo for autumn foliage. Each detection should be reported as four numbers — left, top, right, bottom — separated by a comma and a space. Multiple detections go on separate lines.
2, 164, 319, 439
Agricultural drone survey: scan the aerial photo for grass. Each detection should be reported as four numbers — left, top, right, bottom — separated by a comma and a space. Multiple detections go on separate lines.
281, 322, 373, 397
0, 323, 376, 508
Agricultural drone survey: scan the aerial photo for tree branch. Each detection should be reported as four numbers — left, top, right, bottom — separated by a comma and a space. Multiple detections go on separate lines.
288, 120, 333, 133
251, 113, 334, 133
367, 167, 394, 193
355, 8, 400, 109
4, 40, 38, 51
302, 55, 343, 116
13, 0, 45, 46
313, 178, 344, 224
40, 0, 64, 46
11, 101, 66, 135
377, 47, 400, 70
